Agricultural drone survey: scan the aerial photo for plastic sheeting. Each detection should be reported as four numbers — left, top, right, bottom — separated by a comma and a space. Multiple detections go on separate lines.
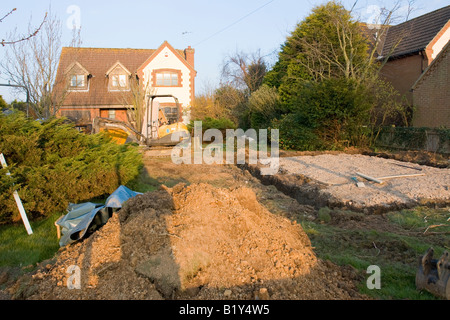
56, 185, 142, 247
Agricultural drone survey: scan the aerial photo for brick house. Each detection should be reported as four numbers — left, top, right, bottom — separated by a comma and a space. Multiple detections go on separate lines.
377, 5, 450, 127
53, 41, 196, 131
411, 41, 449, 127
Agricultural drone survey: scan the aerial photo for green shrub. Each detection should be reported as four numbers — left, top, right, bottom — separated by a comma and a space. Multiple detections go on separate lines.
318, 207, 332, 223
247, 85, 281, 130
271, 114, 323, 151
295, 78, 372, 149
188, 117, 237, 134
272, 78, 373, 151
0, 111, 142, 224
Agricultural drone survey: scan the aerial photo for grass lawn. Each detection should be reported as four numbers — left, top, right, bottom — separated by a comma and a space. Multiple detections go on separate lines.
0, 212, 61, 268
300, 206, 449, 300
0, 165, 156, 271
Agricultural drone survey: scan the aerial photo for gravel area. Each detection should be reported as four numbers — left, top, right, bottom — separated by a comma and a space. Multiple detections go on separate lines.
279, 154, 450, 209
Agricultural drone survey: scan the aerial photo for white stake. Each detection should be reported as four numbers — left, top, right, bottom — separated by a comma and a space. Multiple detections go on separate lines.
0, 153, 33, 235
377, 173, 426, 180
356, 172, 384, 184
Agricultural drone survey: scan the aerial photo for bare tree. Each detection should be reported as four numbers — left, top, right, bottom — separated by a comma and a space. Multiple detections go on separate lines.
1, 8, 81, 119
116, 75, 155, 135
221, 50, 267, 94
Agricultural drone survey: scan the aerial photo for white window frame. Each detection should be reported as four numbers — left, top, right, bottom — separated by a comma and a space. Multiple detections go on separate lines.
108, 109, 116, 119
70, 74, 85, 87
156, 72, 179, 86
111, 74, 128, 89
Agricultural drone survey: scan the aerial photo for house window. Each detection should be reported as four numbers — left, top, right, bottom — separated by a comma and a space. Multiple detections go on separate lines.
160, 104, 179, 123
70, 75, 85, 87
155, 71, 179, 86
108, 110, 116, 119
111, 74, 127, 88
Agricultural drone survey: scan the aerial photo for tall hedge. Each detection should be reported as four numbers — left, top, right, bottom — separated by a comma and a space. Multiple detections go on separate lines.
0, 111, 142, 224
271, 78, 372, 150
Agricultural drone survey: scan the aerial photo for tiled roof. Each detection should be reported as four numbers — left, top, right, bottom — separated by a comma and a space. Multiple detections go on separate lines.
381, 5, 450, 58
54, 46, 187, 107
359, 23, 389, 57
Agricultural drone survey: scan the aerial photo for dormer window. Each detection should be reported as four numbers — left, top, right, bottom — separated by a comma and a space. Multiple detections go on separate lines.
111, 74, 127, 88
71, 75, 85, 87
106, 61, 131, 91
66, 62, 90, 91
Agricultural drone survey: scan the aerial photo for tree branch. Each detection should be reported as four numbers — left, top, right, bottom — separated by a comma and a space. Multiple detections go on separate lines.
1, 12, 47, 46
0, 8, 17, 23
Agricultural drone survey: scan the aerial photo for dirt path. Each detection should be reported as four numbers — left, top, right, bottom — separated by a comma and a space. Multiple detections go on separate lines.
8, 157, 367, 300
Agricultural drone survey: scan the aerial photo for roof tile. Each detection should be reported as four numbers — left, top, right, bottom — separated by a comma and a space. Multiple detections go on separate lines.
54, 46, 188, 107
381, 5, 450, 58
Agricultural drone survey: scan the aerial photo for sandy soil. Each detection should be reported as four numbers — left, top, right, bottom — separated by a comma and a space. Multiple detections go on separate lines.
277, 154, 450, 211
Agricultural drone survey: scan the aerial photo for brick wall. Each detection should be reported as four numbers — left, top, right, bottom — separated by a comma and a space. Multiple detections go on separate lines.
99, 109, 128, 122
58, 107, 100, 124
184, 46, 195, 69
380, 54, 425, 104
412, 46, 450, 128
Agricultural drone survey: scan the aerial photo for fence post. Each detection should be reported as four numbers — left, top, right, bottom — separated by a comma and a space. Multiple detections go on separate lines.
0, 153, 33, 235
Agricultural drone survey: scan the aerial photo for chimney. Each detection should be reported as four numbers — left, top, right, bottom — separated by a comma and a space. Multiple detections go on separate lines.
185, 46, 195, 69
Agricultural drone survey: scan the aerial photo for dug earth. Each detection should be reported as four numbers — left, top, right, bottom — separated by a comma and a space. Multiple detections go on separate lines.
7, 157, 368, 300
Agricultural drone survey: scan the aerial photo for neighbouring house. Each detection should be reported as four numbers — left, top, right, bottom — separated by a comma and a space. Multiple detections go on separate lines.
53, 41, 196, 131
411, 41, 449, 128
377, 5, 450, 127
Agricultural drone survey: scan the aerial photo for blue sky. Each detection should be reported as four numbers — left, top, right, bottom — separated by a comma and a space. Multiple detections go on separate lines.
0, 0, 448, 102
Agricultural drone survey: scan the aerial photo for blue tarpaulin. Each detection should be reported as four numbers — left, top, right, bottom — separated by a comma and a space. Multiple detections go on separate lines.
56, 186, 142, 247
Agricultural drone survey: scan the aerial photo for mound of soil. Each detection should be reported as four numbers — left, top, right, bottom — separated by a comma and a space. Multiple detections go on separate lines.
10, 183, 365, 300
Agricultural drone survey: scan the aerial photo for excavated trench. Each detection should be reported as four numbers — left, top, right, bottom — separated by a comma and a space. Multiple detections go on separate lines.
242, 163, 421, 214
241, 153, 450, 215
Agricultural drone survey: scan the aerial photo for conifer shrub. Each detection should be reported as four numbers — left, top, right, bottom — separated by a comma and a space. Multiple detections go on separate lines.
0, 111, 142, 224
